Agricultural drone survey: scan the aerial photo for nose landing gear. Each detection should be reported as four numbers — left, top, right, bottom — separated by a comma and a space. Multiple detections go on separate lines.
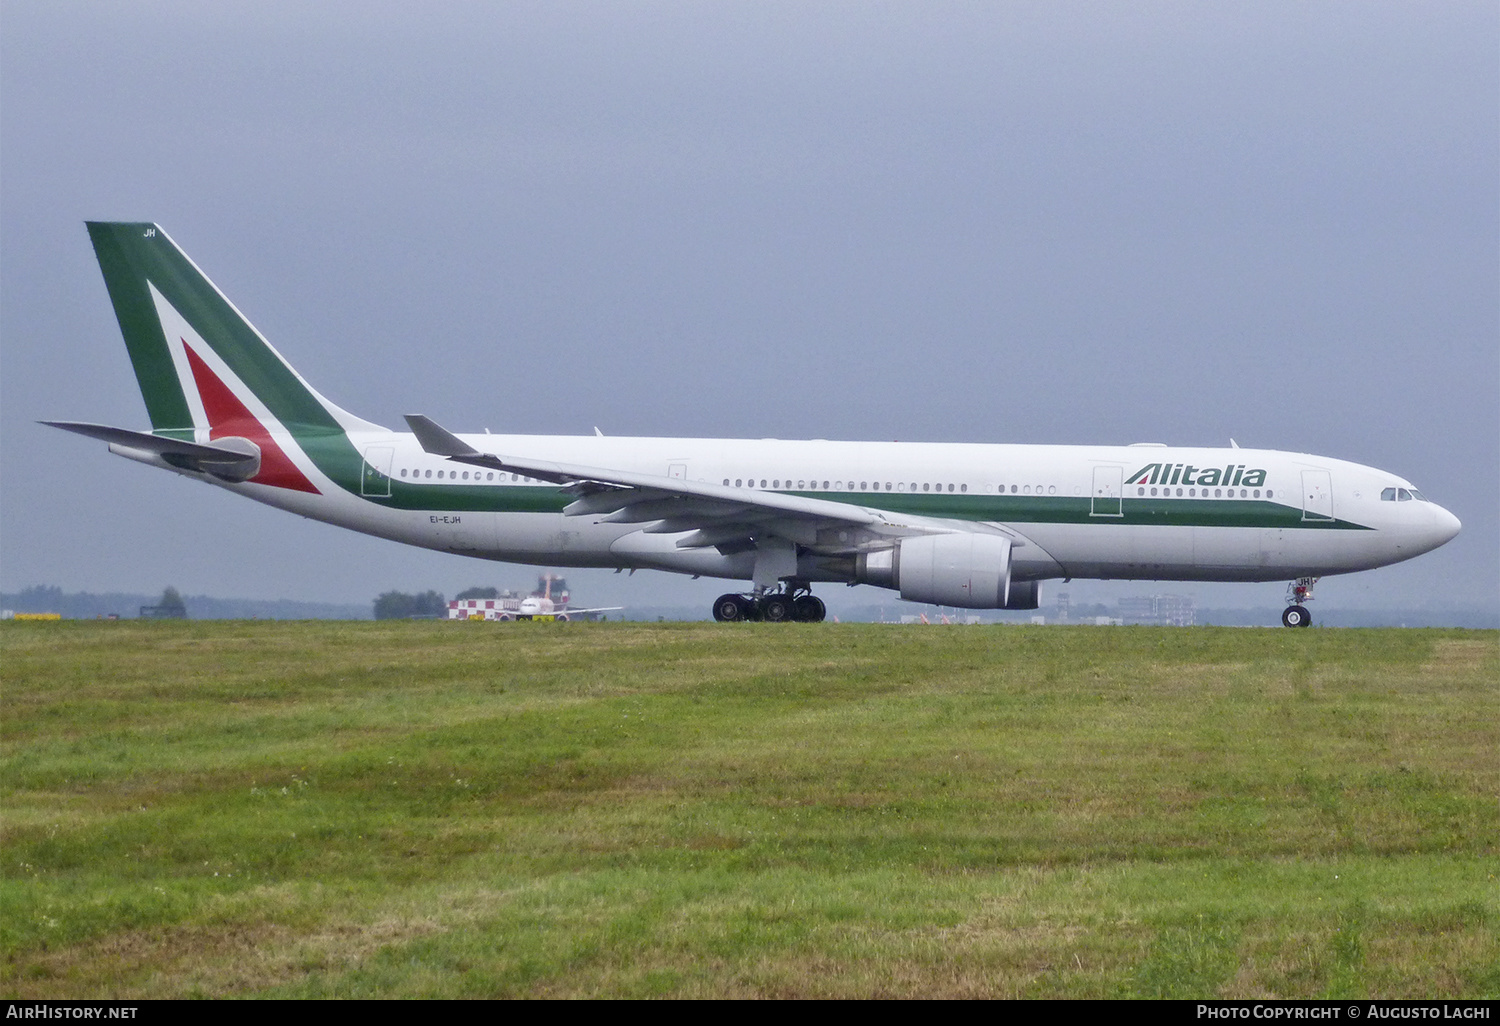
1281, 576, 1318, 627
711, 584, 827, 623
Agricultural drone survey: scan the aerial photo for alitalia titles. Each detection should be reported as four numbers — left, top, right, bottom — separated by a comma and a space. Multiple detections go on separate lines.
1127, 463, 1266, 488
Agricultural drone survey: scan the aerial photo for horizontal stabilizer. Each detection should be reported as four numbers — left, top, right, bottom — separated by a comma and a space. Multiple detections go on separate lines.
43, 421, 261, 481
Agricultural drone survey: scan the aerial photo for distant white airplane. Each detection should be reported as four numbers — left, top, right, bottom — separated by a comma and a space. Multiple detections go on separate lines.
48, 223, 1460, 627
510, 595, 621, 621
513, 576, 620, 621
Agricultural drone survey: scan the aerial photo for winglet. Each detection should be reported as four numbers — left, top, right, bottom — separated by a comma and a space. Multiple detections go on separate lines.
405, 415, 481, 457
406, 414, 567, 481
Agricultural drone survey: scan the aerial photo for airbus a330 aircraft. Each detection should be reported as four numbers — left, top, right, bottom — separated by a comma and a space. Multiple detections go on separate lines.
49, 223, 1461, 627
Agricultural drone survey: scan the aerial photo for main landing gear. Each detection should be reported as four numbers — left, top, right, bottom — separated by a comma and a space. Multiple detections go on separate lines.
712, 585, 827, 623
1281, 576, 1318, 628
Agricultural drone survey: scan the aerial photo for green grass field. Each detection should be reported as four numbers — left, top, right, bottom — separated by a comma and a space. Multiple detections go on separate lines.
2, 620, 1495, 998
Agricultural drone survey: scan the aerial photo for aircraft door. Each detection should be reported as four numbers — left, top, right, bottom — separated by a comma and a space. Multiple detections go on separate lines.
362, 446, 394, 497
1091, 466, 1123, 517
1301, 470, 1334, 522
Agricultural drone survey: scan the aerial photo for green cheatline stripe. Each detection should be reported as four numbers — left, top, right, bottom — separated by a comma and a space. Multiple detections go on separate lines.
351, 478, 1371, 531
302, 436, 387, 496
824, 491, 1370, 530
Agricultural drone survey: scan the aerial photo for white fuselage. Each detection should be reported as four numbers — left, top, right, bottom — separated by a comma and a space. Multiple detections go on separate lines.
198, 433, 1461, 587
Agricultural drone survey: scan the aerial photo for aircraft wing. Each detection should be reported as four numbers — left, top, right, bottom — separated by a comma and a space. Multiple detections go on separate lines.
406, 415, 972, 555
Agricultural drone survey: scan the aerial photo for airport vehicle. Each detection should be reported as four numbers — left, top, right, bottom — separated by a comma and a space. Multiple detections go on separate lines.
47, 223, 1461, 626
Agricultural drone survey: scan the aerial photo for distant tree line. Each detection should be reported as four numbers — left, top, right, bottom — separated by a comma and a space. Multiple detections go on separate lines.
373, 590, 447, 620
140, 586, 187, 619
0, 586, 370, 620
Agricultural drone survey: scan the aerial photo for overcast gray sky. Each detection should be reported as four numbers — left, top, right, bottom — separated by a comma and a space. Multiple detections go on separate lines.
2, 1, 1495, 615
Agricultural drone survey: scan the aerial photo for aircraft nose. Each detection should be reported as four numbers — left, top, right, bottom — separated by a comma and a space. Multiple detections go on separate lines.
1431, 503, 1462, 546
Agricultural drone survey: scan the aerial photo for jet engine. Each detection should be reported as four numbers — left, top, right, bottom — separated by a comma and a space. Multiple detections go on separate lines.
855, 533, 1039, 609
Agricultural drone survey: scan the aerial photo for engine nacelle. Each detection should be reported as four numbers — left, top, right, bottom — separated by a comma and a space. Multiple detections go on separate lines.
1002, 580, 1041, 611
857, 533, 1031, 609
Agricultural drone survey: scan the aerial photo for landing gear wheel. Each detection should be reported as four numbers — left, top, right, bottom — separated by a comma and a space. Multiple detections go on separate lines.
1282, 605, 1311, 628
759, 594, 792, 622
713, 594, 750, 622
792, 595, 826, 623
1283, 577, 1318, 627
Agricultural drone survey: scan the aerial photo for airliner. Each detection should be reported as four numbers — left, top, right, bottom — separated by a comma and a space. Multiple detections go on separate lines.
47, 223, 1461, 627
513, 577, 621, 622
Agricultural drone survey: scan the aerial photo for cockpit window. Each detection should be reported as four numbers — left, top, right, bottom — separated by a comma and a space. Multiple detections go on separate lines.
1381, 488, 1397, 501
1409, 488, 1427, 501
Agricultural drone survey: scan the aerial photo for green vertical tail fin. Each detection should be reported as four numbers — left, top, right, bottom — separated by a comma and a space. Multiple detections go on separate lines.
86, 222, 384, 439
